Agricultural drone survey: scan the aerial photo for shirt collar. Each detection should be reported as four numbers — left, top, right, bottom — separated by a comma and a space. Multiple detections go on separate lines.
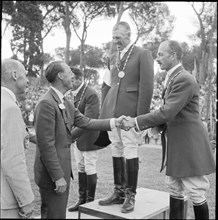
120, 41, 133, 59
50, 86, 64, 103
1, 86, 17, 103
164, 63, 182, 87
72, 82, 84, 96
166, 63, 182, 78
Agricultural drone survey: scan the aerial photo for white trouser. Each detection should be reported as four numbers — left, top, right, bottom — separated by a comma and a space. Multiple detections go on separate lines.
108, 128, 144, 159
71, 143, 98, 175
165, 175, 210, 204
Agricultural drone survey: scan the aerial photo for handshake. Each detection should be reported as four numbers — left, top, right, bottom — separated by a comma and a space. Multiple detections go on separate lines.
115, 115, 136, 131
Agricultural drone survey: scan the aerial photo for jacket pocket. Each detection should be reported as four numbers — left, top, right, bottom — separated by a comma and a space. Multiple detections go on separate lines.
126, 87, 138, 92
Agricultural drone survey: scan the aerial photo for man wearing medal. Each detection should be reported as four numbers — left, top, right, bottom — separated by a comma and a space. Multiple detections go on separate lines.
99, 21, 154, 213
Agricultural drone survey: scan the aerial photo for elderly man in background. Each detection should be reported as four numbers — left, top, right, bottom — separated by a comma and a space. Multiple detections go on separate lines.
1, 58, 34, 218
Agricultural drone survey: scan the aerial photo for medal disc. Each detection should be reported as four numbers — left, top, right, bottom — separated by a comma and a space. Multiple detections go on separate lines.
118, 71, 125, 78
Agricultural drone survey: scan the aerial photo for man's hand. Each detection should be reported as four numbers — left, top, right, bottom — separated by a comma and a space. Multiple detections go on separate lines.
114, 115, 129, 128
121, 116, 136, 131
19, 203, 33, 219
151, 127, 160, 135
55, 177, 67, 194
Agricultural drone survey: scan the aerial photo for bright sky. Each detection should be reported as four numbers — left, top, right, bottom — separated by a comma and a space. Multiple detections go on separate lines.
1, 2, 199, 59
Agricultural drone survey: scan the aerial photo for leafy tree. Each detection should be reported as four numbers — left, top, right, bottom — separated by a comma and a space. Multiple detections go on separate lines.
189, 2, 217, 140
69, 1, 117, 72
57, 1, 79, 64
2, 1, 43, 77
37, 1, 63, 84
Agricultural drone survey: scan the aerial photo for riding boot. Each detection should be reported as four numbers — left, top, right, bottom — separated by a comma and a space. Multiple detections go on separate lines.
169, 195, 186, 219
99, 157, 125, 205
193, 201, 209, 219
121, 158, 139, 213
86, 173, 97, 203
68, 172, 87, 212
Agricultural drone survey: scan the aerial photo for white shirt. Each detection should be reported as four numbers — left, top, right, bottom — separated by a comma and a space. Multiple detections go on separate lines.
164, 63, 182, 88
120, 41, 133, 59
72, 82, 84, 96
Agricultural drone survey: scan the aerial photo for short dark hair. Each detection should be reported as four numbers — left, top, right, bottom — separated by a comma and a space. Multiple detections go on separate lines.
113, 21, 131, 37
168, 40, 183, 61
45, 61, 65, 83
70, 66, 83, 80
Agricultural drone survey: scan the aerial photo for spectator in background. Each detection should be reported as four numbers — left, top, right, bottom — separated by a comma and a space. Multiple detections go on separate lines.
67, 67, 103, 212
1, 59, 34, 218
144, 129, 151, 144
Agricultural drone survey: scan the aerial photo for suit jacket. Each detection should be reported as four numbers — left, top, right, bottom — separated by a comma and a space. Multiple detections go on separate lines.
1, 88, 34, 209
34, 88, 111, 189
136, 66, 216, 177
71, 83, 104, 151
100, 45, 154, 118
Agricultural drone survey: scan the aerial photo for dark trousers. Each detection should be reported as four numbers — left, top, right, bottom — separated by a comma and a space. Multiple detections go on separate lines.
39, 186, 69, 219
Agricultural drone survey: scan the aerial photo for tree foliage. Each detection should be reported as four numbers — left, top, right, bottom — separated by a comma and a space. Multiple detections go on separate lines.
3, 1, 44, 77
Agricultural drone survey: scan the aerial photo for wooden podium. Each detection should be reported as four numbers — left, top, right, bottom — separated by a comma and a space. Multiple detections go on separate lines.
78, 188, 188, 219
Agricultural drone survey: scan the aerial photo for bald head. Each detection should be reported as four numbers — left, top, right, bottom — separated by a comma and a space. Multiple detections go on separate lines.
1, 58, 28, 101
1, 59, 25, 83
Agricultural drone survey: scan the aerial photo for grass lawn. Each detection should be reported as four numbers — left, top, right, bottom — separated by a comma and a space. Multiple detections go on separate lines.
26, 142, 216, 219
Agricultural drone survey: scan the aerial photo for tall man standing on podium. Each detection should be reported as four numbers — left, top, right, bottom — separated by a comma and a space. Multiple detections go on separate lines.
98, 21, 154, 213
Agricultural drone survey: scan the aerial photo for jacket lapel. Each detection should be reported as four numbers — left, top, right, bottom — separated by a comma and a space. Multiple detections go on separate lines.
162, 65, 184, 99
49, 89, 72, 133
74, 83, 86, 107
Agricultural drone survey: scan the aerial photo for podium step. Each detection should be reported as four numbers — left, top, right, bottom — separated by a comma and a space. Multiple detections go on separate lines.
78, 187, 171, 219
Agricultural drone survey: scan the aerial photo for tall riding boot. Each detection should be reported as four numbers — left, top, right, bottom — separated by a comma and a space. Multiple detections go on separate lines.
86, 173, 97, 203
99, 157, 125, 206
121, 158, 139, 213
68, 172, 87, 212
193, 201, 209, 219
169, 195, 186, 219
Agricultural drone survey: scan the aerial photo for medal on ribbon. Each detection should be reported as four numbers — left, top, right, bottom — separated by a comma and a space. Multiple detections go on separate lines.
116, 44, 134, 80
118, 71, 125, 78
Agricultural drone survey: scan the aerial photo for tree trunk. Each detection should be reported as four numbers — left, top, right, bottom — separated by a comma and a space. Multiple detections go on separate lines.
65, 1, 71, 64
80, 39, 85, 73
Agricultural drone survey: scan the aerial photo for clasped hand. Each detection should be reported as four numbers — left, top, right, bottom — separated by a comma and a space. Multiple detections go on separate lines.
115, 115, 136, 131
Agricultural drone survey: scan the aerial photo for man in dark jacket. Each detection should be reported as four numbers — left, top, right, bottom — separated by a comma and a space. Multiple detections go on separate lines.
34, 61, 126, 219
122, 40, 216, 219
67, 67, 103, 211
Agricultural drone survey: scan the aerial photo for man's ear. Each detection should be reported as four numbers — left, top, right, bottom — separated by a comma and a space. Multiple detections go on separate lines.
11, 71, 18, 81
58, 72, 63, 80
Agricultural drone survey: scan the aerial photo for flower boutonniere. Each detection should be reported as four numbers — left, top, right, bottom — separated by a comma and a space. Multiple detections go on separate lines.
59, 103, 66, 110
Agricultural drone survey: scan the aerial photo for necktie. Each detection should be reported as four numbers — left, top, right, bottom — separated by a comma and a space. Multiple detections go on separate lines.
62, 97, 69, 124
117, 51, 121, 69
